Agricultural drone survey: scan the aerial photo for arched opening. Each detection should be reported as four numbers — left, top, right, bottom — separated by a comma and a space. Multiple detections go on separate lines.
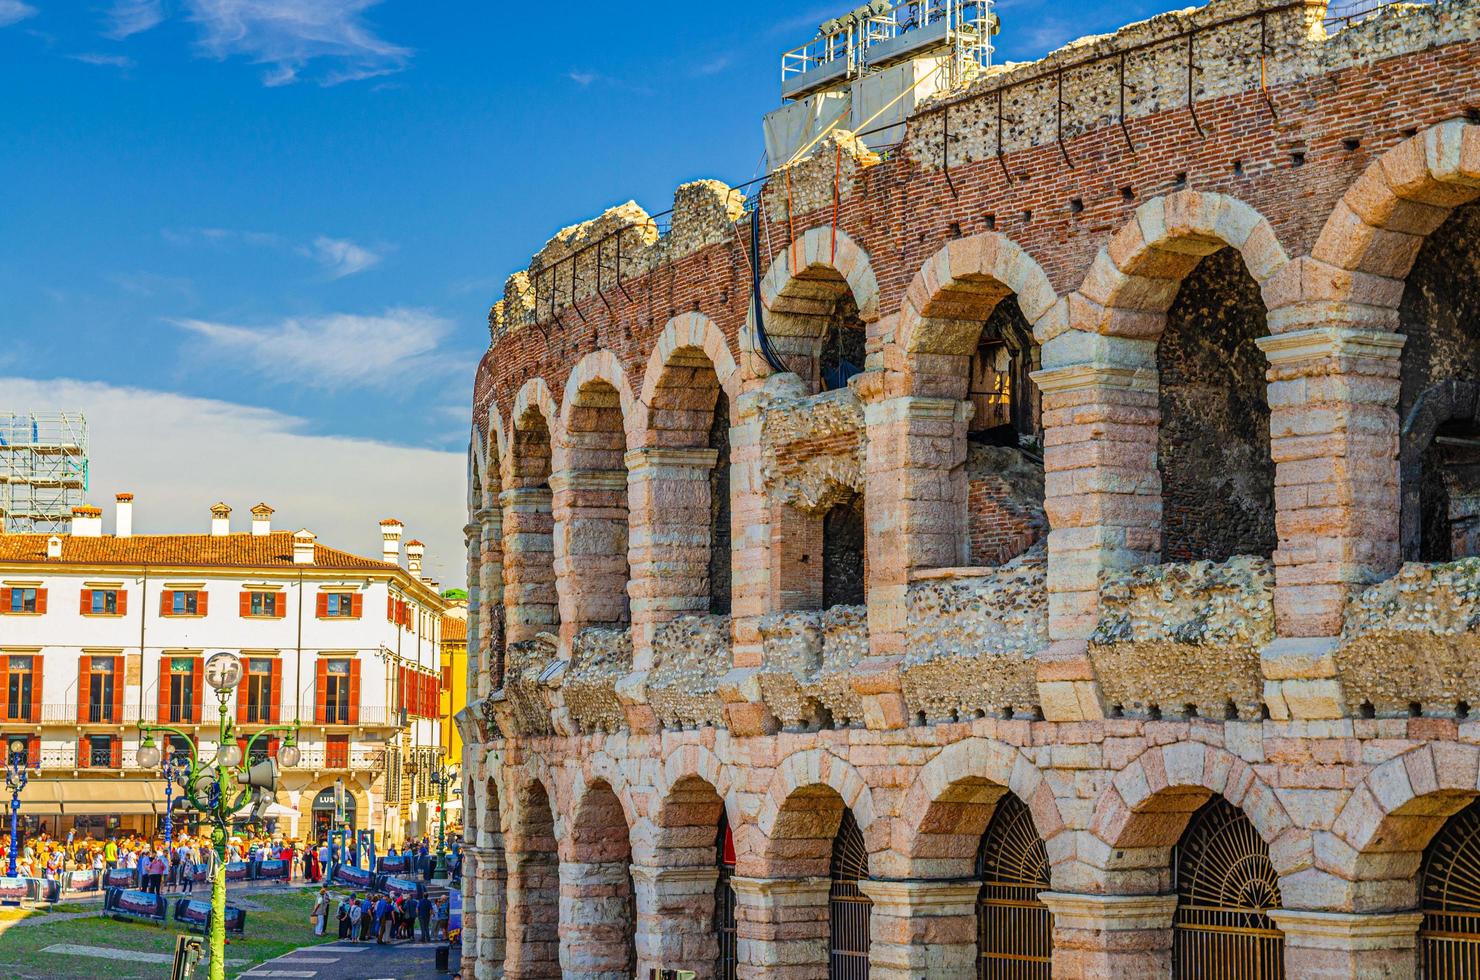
968, 299, 1040, 447
1420, 796, 1480, 975
1156, 247, 1275, 563
716, 810, 737, 980
506, 407, 558, 644
764, 259, 870, 396
482, 436, 508, 690
506, 780, 559, 980
710, 389, 732, 614
562, 780, 634, 979
822, 492, 866, 608
477, 778, 508, 974
819, 289, 867, 392
829, 808, 871, 980
1399, 202, 1480, 561
1172, 797, 1283, 978
558, 379, 632, 635
975, 794, 1051, 978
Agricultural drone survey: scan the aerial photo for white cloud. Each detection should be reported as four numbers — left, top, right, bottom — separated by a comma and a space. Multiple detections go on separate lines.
105, 0, 165, 38
69, 52, 137, 68
171, 307, 454, 390
0, 1, 37, 28
308, 235, 381, 278
0, 377, 469, 586
184, 0, 411, 86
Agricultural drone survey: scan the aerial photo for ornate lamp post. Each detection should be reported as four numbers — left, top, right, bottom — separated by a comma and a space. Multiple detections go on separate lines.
161, 753, 186, 845
136, 652, 300, 980
4, 737, 31, 877
428, 763, 458, 881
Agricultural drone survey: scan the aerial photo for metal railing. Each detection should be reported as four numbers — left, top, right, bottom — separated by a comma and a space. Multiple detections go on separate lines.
1324, 0, 1436, 30
294, 748, 386, 771
782, 0, 997, 93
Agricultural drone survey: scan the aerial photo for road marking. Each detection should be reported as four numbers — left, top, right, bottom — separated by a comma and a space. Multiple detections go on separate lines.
282, 957, 339, 963
242, 972, 317, 978
41, 943, 246, 966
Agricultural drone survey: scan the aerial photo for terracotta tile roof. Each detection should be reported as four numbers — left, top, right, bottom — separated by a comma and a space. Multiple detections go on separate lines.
0, 531, 398, 571
441, 615, 467, 641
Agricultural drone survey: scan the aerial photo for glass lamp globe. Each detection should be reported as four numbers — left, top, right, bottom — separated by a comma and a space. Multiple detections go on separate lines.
136, 741, 161, 769
277, 743, 300, 768
219, 743, 243, 768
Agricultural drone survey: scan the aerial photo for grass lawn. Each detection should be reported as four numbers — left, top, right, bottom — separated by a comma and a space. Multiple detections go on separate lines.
0, 886, 334, 979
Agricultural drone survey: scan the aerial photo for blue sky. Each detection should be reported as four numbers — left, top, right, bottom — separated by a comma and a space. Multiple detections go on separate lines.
0, 0, 1194, 583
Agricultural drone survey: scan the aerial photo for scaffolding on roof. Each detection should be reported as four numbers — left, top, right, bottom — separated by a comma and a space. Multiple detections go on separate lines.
0, 411, 89, 533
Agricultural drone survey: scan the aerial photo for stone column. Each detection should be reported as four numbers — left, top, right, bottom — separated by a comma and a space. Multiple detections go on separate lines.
1039, 891, 1178, 979
1256, 326, 1403, 719
551, 468, 631, 652
477, 506, 504, 697
465, 521, 485, 699
503, 848, 560, 980
1032, 341, 1159, 721
625, 446, 720, 668
461, 847, 481, 980
469, 844, 507, 980
558, 858, 635, 980
500, 487, 557, 646
856, 879, 980, 980
631, 865, 721, 978
731, 876, 831, 980
1268, 909, 1423, 979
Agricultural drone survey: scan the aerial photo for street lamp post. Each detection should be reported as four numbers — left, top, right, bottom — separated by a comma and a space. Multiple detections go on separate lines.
4, 737, 31, 877
428, 763, 458, 881
137, 652, 300, 980
161, 753, 186, 845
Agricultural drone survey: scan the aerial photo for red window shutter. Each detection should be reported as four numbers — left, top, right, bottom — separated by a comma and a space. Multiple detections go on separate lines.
347, 660, 361, 725
387, 596, 395, 621
30, 655, 42, 722
269, 658, 283, 723
109, 736, 121, 769
239, 591, 251, 617
433, 677, 441, 718
26, 735, 38, 769
236, 667, 249, 723
0, 587, 10, 611
78, 656, 90, 724
117, 590, 128, 616
316, 593, 328, 618
190, 658, 204, 719
80, 589, 92, 615
274, 593, 287, 619
237, 736, 249, 760
160, 590, 172, 616
78, 736, 89, 768
350, 594, 363, 618
197, 591, 208, 616
315, 660, 328, 725
0, 659, 9, 721
111, 656, 124, 723
35, 589, 47, 615
157, 657, 170, 722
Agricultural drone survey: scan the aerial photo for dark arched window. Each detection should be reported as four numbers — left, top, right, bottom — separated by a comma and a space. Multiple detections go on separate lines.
1419, 796, 1480, 976
829, 809, 871, 979
1172, 797, 1283, 978
716, 812, 737, 980
975, 794, 1051, 978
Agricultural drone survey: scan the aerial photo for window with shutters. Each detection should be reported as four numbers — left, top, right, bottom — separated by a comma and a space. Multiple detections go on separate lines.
324, 659, 352, 724
168, 657, 196, 723
245, 657, 274, 724
170, 591, 200, 616
5, 656, 34, 721
86, 590, 120, 615
323, 593, 357, 617
326, 733, 349, 769
7, 588, 39, 614
86, 657, 116, 723
246, 592, 279, 617
85, 734, 115, 768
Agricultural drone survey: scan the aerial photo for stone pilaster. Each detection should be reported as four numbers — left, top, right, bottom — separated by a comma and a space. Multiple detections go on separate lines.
1039, 891, 1178, 979
461, 847, 481, 980
1268, 909, 1423, 979
1257, 326, 1404, 641
465, 521, 484, 699
503, 848, 560, 980
731, 875, 831, 980
631, 865, 722, 978
477, 506, 504, 697
557, 859, 635, 980
625, 446, 720, 668
551, 468, 631, 652
500, 487, 557, 646
465, 844, 506, 980
856, 879, 980, 980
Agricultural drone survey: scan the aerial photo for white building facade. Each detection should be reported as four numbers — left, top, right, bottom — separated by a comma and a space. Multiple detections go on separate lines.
0, 495, 445, 846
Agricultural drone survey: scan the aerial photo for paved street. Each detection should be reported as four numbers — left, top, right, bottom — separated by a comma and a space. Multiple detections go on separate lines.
244, 939, 451, 980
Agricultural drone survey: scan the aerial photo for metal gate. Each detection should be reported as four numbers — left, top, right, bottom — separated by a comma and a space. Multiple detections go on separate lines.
1421, 797, 1480, 977
1172, 797, 1284, 979
977, 795, 1053, 979
830, 809, 871, 980
717, 816, 738, 980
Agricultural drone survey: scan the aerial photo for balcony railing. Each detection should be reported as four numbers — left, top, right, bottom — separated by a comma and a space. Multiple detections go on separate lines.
17, 702, 406, 729
294, 748, 386, 771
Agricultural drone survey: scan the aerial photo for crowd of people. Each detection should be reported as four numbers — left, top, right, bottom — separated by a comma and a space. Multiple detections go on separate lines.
313, 886, 451, 943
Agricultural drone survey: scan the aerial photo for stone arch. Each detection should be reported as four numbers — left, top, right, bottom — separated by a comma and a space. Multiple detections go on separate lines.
741, 226, 880, 392
505, 772, 561, 980
469, 425, 489, 511
298, 775, 371, 840
557, 349, 638, 467
653, 745, 734, 826
1087, 742, 1305, 887
753, 748, 877, 878
1308, 118, 1480, 320
486, 398, 509, 478
893, 737, 1067, 882
511, 377, 559, 487
561, 777, 637, 980
1400, 379, 1480, 560
637, 312, 742, 414
639, 765, 732, 980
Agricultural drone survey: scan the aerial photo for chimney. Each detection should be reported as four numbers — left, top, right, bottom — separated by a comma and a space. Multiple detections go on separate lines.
380, 518, 404, 565
210, 502, 231, 536
72, 504, 103, 537
115, 493, 134, 538
292, 528, 316, 565
250, 502, 274, 536
405, 539, 425, 579
47, 535, 62, 559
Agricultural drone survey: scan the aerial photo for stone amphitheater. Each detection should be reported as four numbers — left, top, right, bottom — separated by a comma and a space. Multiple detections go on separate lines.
453, 0, 1480, 976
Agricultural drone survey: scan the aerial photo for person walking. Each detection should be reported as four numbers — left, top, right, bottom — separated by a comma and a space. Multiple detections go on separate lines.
311, 887, 330, 937
373, 893, 391, 944
359, 895, 374, 941
180, 857, 195, 894
417, 892, 433, 943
